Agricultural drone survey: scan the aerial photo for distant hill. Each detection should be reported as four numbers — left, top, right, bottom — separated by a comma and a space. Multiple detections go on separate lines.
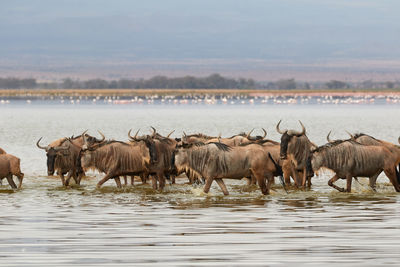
1, 0, 400, 81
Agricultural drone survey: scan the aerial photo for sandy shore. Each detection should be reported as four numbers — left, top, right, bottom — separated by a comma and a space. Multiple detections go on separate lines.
0, 88, 399, 97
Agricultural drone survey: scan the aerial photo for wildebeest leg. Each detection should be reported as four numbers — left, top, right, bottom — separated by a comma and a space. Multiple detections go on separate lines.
158, 172, 166, 190
346, 174, 352, 192
307, 175, 312, 188
140, 173, 148, 184
59, 174, 66, 186
97, 173, 115, 188
131, 176, 134, 186
203, 177, 214, 193
252, 170, 268, 195
383, 168, 400, 192
171, 175, 176, 184
16, 173, 24, 189
215, 178, 229, 195
265, 173, 274, 195
282, 160, 292, 185
165, 173, 172, 185
6, 174, 17, 189
328, 174, 345, 192
114, 177, 122, 188
150, 175, 158, 190
300, 169, 307, 188
123, 176, 128, 186
368, 172, 380, 191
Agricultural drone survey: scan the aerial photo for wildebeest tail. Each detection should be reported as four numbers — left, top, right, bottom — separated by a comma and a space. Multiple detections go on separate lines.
396, 165, 400, 185
268, 153, 283, 176
306, 155, 314, 177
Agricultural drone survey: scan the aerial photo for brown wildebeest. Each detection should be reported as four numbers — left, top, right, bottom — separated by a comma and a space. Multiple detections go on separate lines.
311, 139, 400, 192
181, 132, 217, 145
36, 131, 105, 186
206, 129, 266, 146
335, 132, 400, 190
277, 120, 316, 188
80, 140, 152, 188
174, 142, 279, 195
347, 132, 400, 169
129, 130, 176, 190
0, 153, 24, 189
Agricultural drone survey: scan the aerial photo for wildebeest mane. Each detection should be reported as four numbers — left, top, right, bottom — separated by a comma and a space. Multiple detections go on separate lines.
353, 133, 376, 140
208, 142, 231, 152
89, 140, 129, 150
155, 136, 175, 145
314, 139, 359, 153
186, 133, 215, 139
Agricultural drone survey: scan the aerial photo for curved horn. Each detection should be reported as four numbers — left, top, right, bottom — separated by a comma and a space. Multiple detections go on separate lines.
36, 137, 48, 150
326, 130, 333, 143
150, 126, 157, 136
298, 120, 306, 135
128, 129, 140, 140
398, 136, 400, 145
97, 130, 105, 142
346, 131, 355, 140
82, 130, 88, 147
183, 131, 187, 137
246, 128, 254, 138
276, 120, 286, 134
261, 128, 267, 138
167, 130, 175, 138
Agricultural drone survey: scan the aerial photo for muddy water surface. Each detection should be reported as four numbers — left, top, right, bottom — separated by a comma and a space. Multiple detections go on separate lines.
0, 103, 399, 266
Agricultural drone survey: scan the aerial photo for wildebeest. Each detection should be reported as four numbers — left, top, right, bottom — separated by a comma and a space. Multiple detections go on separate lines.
311, 139, 400, 192
0, 153, 24, 189
340, 132, 400, 189
182, 132, 217, 144
80, 139, 152, 188
36, 131, 105, 186
277, 120, 316, 187
129, 130, 176, 189
206, 129, 267, 146
174, 142, 280, 195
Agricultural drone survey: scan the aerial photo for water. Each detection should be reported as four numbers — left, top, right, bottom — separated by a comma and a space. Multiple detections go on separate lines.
0, 103, 400, 266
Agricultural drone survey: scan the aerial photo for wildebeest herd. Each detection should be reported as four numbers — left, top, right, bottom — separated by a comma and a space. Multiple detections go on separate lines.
1, 121, 400, 195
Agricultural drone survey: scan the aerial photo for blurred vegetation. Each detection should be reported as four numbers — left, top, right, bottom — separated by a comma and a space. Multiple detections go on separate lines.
0, 75, 399, 90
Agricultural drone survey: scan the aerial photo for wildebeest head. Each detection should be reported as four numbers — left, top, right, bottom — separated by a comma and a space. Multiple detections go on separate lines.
80, 130, 105, 150
173, 145, 190, 173
276, 120, 306, 159
36, 137, 70, 175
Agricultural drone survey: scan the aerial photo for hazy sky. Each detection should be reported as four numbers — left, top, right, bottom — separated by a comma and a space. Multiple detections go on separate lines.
1, 0, 400, 81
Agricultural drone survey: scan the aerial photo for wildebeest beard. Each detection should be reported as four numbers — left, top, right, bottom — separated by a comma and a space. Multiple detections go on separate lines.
47, 150, 57, 174
171, 150, 175, 168
306, 154, 314, 177
280, 133, 292, 159
144, 139, 157, 163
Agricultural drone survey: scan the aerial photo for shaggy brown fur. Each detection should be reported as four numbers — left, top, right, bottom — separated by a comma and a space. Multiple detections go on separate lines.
0, 154, 24, 189
174, 142, 277, 195
81, 141, 150, 188
312, 140, 400, 192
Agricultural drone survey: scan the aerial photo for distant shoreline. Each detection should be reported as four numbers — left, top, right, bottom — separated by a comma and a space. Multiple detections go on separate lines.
0, 88, 399, 97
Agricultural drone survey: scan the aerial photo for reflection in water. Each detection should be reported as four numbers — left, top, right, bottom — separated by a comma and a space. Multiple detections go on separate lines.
0, 104, 400, 265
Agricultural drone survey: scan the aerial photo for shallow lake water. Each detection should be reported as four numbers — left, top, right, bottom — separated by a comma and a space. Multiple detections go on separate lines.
0, 103, 399, 266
